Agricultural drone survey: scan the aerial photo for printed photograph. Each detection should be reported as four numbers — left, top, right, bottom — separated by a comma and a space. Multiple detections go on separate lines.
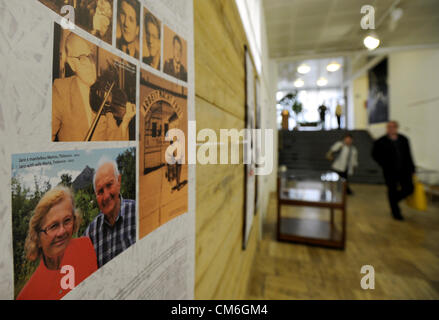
139, 69, 188, 239
116, 0, 140, 59
52, 23, 137, 142
39, 0, 113, 44
142, 8, 161, 70
368, 58, 389, 124
163, 26, 188, 82
12, 147, 136, 300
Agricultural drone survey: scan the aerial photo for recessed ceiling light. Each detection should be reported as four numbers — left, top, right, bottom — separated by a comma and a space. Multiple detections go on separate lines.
294, 79, 304, 88
297, 64, 311, 74
326, 62, 341, 72
317, 77, 328, 87
364, 34, 380, 50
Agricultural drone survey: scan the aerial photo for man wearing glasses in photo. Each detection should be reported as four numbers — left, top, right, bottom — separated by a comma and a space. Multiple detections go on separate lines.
52, 31, 136, 142
17, 187, 98, 300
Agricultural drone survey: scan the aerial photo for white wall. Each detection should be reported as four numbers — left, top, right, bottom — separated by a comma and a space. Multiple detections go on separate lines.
349, 48, 439, 172
388, 48, 439, 172
351, 75, 369, 130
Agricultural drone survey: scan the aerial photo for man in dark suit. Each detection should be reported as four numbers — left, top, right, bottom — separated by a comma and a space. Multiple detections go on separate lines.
164, 35, 187, 82
372, 121, 415, 220
116, 0, 140, 59
143, 11, 161, 70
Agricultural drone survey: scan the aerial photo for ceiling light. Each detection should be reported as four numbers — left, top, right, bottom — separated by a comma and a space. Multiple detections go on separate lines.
363, 34, 380, 50
326, 61, 341, 72
276, 92, 284, 101
389, 8, 403, 31
297, 64, 311, 74
294, 79, 304, 88
391, 8, 403, 22
316, 77, 328, 87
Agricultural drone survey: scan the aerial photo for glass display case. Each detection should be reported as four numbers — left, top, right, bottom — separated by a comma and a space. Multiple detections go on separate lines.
277, 171, 347, 249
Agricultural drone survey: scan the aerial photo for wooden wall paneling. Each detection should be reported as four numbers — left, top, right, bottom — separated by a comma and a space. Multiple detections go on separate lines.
194, 0, 259, 299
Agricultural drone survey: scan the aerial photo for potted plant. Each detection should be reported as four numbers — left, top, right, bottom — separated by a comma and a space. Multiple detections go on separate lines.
279, 92, 303, 126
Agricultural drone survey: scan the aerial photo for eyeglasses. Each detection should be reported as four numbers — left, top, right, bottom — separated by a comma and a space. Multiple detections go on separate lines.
68, 53, 95, 65
39, 215, 75, 236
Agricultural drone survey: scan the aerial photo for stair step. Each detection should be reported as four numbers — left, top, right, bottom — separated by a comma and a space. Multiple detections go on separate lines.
279, 130, 384, 184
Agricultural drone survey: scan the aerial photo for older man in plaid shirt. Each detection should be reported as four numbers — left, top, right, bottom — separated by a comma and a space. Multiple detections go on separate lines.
84, 159, 136, 268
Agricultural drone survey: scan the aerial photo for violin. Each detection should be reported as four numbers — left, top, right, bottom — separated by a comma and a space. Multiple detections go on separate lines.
89, 78, 128, 122
84, 64, 129, 141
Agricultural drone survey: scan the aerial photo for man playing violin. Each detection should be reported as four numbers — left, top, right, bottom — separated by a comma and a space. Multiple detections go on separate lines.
52, 32, 135, 142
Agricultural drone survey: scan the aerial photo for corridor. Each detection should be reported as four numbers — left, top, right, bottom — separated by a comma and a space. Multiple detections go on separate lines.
248, 184, 439, 299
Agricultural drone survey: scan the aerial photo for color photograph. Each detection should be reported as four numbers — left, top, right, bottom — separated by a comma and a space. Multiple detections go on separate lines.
52, 23, 137, 142
11, 147, 136, 300
139, 69, 188, 239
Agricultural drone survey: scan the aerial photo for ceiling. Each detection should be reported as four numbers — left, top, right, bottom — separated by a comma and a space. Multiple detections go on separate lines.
263, 0, 439, 60
277, 57, 344, 91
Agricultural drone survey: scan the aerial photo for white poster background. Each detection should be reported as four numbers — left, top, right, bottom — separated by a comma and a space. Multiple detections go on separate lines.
0, 0, 195, 300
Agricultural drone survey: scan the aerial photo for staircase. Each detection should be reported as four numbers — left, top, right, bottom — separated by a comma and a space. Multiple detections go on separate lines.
279, 130, 384, 184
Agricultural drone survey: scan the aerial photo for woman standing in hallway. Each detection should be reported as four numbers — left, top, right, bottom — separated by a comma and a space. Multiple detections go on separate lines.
335, 104, 343, 129
326, 133, 358, 195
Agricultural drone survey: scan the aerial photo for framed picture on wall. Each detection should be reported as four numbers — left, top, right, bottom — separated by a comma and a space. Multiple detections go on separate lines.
254, 77, 261, 215
243, 45, 256, 250
368, 58, 389, 124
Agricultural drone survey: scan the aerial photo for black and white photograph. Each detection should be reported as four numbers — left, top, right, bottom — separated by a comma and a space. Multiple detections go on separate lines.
52, 23, 137, 142
368, 58, 389, 124
163, 26, 188, 82
39, 0, 114, 44
138, 69, 188, 239
142, 7, 162, 71
116, 0, 141, 59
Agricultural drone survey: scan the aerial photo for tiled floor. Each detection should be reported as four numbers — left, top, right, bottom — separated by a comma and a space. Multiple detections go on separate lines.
247, 184, 439, 299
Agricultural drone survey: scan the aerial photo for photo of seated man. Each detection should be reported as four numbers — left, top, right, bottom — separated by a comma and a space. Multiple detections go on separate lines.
52, 23, 137, 142
16, 187, 98, 300
163, 26, 188, 82
39, 0, 114, 44
142, 9, 161, 70
116, 0, 140, 59
83, 158, 136, 267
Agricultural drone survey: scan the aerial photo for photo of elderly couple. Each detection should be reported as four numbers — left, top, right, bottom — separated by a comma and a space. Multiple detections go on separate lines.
11, 147, 136, 300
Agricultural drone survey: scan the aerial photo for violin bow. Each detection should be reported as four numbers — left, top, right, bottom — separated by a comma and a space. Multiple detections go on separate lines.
84, 81, 116, 142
